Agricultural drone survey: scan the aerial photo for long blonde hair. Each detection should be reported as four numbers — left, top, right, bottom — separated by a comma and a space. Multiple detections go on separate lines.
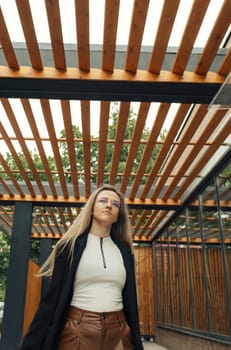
38, 184, 132, 277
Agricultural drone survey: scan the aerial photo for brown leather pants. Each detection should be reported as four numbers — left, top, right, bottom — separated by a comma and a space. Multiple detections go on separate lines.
58, 306, 134, 350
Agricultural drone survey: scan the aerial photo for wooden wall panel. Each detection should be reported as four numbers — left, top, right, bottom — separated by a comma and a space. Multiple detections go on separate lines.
23, 260, 42, 336
134, 246, 155, 336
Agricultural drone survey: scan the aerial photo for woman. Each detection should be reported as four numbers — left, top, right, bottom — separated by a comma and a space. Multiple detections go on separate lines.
20, 184, 144, 350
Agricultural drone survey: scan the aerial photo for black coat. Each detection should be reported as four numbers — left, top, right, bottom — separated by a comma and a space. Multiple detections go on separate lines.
19, 231, 144, 350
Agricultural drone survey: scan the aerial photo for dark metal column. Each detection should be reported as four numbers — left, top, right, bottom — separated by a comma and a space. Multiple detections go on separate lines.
0, 202, 33, 350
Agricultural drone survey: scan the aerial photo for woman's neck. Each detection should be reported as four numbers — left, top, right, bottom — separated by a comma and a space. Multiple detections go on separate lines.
89, 222, 111, 238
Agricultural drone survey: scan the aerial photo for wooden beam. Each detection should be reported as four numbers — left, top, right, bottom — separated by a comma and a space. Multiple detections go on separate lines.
0, 68, 223, 103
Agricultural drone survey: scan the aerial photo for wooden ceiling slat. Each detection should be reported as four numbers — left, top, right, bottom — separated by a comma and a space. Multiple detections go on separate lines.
124, 0, 150, 72
148, 0, 180, 73
0, 121, 36, 198
57, 207, 68, 231
47, 207, 63, 235
21, 99, 58, 199
45, 0, 66, 70
140, 104, 191, 200
218, 47, 231, 76
195, 0, 231, 75
171, 0, 210, 74
39, 207, 56, 235
162, 109, 228, 201
1, 99, 47, 198
120, 102, 150, 193
61, 100, 80, 199
81, 101, 91, 197
174, 114, 231, 201
0, 7, 19, 69
75, 0, 90, 71
102, 0, 120, 72
109, 102, 130, 184
15, 0, 43, 70
129, 103, 171, 200
67, 207, 74, 224
146, 211, 168, 238
137, 210, 160, 238
132, 209, 151, 236
0, 213, 12, 228
40, 100, 69, 199
0, 153, 25, 197
0, 175, 14, 198
150, 104, 209, 201
97, 101, 110, 186
130, 209, 139, 226
34, 214, 49, 235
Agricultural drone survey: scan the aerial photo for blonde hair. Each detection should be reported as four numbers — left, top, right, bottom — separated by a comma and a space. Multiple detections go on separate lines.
38, 184, 132, 277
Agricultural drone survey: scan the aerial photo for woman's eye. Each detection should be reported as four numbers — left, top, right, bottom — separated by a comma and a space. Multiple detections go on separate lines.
99, 198, 107, 203
111, 200, 120, 208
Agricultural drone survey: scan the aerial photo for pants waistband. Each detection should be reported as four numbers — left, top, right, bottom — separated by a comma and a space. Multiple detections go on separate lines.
68, 306, 126, 323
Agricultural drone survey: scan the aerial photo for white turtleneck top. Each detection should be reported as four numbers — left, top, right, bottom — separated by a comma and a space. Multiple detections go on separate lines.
70, 233, 126, 312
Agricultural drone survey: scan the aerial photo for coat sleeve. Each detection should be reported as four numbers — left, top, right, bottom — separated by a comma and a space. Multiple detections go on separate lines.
19, 247, 68, 350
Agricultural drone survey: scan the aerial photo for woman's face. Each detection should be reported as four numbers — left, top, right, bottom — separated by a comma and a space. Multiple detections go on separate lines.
92, 190, 121, 226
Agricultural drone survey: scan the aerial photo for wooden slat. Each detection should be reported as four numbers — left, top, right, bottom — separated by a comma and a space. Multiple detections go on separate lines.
137, 210, 160, 238
47, 207, 63, 235
57, 207, 68, 231
40, 100, 69, 199
21, 99, 58, 199
80, 101, 91, 197
174, 115, 231, 200
1, 99, 47, 198
0, 153, 25, 197
125, 0, 150, 72
140, 104, 191, 200
129, 103, 171, 200
109, 102, 130, 184
75, 0, 90, 71
148, 0, 180, 73
61, 100, 80, 198
45, 0, 66, 70
162, 109, 228, 201
0, 7, 19, 69
97, 101, 110, 186
218, 47, 231, 76
195, 0, 231, 75
0, 121, 36, 198
146, 211, 168, 238
150, 104, 209, 201
132, 209, 151, 236
120, 102, 150, 193
39, 207, 55, 235
171, 0, 210, 74
15, 0, 43, 70
102, 0, 120, 72
33, 214, 49, 235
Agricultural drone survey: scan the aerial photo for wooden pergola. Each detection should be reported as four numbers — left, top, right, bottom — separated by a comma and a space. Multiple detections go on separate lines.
0, 0, 230, 242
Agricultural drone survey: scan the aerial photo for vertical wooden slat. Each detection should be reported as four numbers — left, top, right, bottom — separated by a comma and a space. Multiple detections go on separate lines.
120, 102, 150, 193
21, 99, 58, 199
15, 0, 43, 69
171, 0, 210, 74
0, 7, 19, 69
0, 121, 36, 198
140, 104, 191, 200
97, 101, 110, 186
148, 0, 180, 73
1, 99, 47, 198
61, 100, 80, 199
40, 100, 69, 199
125, 0, 150, 72
45, 0, 66, 70
150, 104, 208, 201
102, 0, 120, 72
80, 101, 91, 197
174, 116, 231, 200
109, 102, 130, 184
195, 0, 231, 75
163, 109, 227, 201
75, 0, 90, 71
129, 103, 170, 200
